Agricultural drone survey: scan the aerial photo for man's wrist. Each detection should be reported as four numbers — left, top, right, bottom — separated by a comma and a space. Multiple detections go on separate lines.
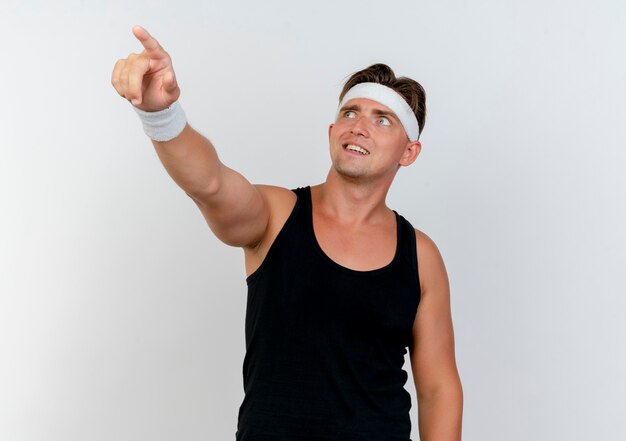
133, 100, 187, 142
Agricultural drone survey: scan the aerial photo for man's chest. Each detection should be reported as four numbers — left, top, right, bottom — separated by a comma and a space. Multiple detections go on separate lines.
312, 216, 397, 272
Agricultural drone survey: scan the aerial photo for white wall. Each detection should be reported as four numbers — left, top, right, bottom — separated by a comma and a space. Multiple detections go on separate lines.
1, 1, 624, 440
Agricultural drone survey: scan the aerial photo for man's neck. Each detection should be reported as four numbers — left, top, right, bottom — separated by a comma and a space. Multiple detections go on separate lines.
313, 171, 395, 227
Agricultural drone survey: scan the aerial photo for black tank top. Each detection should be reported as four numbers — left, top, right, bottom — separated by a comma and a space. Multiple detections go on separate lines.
236, 186, 421, 441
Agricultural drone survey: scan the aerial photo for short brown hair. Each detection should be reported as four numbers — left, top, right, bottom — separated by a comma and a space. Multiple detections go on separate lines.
339, 63, 426, 139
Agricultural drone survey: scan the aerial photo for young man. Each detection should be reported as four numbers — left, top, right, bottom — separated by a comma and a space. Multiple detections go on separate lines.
112, 25, 463, 441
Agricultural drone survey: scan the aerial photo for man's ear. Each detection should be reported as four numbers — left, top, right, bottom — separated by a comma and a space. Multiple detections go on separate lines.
328, 123, 334, 138
399, 140, 422, 167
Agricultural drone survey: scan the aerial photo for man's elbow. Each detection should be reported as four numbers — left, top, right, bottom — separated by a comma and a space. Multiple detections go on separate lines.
417, 375, 463, 403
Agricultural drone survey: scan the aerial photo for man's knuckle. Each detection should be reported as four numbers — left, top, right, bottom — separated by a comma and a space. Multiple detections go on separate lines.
128, 65, 144, 76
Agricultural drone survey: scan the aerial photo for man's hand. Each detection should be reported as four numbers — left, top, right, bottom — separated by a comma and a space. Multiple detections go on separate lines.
111, 25, 180, 112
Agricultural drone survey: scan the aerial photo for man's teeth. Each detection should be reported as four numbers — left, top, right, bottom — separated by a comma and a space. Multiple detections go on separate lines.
344, 144, 369, 155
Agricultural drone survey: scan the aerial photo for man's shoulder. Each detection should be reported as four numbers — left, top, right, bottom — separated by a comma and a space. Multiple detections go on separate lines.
248, 184, 298, 252
412, 227, 448, 293
254, 184, 298, 210
413, 227, 437, 251
413, 227, 445, 262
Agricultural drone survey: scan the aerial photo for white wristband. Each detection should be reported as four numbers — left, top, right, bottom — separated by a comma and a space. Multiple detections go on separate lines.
133, 100, 188, 142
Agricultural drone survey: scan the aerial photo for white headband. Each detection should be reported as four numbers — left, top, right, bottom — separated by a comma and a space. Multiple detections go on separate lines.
336, 82, 421, 141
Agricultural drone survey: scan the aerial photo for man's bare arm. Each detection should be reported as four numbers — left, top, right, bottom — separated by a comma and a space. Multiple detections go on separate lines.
152, 124, 269, 248
410, 230, 463, 441
112, 25, 269, 249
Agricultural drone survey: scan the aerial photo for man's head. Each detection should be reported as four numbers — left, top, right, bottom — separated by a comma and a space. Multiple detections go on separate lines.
327, 64, 426, 183
339, 63, 426, 141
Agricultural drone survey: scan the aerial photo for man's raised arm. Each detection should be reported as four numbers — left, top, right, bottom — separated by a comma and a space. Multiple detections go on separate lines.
111, 25, 269, 249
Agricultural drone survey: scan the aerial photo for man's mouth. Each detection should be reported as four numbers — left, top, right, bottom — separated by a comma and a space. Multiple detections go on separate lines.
342, 144, 370, 155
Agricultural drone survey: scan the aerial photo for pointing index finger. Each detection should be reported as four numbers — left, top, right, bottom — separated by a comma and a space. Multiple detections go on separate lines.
132, 25, 167, 58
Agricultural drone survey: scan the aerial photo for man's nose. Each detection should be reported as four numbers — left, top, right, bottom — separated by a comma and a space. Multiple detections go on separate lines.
350, 116, 369, 136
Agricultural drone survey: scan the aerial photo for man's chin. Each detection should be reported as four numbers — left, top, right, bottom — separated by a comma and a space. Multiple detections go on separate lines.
333, 164, 368, 180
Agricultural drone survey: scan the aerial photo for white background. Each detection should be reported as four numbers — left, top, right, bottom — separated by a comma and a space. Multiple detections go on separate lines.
1, 1, 625, 440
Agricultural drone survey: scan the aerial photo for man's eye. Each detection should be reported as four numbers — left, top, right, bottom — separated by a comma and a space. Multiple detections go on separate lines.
379, 117, 391, 126
344, 110, 356, 118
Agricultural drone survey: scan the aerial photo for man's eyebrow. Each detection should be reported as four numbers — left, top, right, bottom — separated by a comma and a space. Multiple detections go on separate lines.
339, 104, 361, 112
371, 109, 400, 122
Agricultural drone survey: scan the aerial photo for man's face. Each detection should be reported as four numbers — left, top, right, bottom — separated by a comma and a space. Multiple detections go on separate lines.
328, 97, 420, 182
